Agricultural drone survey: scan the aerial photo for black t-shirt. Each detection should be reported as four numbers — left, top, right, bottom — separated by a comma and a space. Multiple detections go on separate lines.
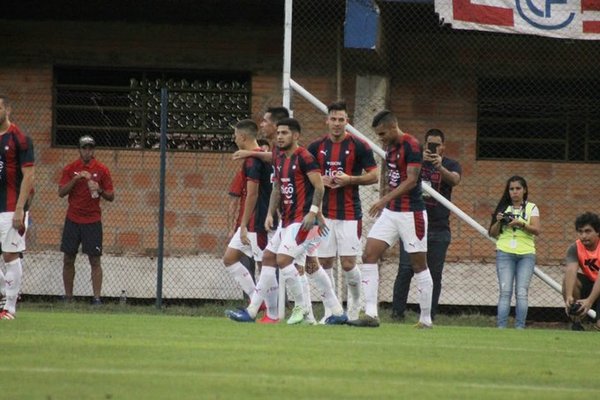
421, 157, 461, 232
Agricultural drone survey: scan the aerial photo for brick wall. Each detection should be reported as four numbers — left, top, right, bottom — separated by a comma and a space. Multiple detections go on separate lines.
1, 18, 598, 266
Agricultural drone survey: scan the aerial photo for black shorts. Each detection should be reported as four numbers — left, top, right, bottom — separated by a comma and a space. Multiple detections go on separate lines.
577, 273, 600, 317
60, 218, 103, 257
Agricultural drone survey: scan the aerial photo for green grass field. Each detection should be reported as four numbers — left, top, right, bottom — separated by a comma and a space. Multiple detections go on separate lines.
3, 306, 598, 400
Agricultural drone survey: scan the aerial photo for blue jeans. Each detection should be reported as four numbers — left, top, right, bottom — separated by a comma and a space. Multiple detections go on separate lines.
392, 229, 451, 320
496, 250, 536, 329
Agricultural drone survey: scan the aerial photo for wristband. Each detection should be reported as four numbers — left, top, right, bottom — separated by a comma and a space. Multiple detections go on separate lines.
310, 205, 319, 214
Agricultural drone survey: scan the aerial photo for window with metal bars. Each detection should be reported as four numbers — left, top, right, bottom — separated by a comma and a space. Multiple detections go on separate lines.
53, 66, 251, 151
477, 77, 600, 162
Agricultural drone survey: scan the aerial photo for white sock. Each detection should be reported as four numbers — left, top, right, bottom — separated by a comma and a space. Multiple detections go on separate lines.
343, 266, 362, 306
226, 261, 256, 297
324, 267, 335, 292
322, 267, 335, 317
4, 259, 22, 314
262, 268, 278, 320
360, 263, 379, 318
248, 266, 277, 318
0, 267, 5, 298
415, 269, 433, 325
300, 274, 315, 320
309, 267, 343, 316
280, 264, 305, 307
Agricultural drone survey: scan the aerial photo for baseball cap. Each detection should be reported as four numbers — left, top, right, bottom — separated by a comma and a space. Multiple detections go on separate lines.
79, 135, 96, 148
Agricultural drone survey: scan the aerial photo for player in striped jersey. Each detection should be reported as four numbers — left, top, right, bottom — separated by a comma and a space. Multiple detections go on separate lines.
307, 101, 378, 321
223, 120, 272, 302
348, 110, 433, 328
0, 95, 35, 320
226, 118, 347, 325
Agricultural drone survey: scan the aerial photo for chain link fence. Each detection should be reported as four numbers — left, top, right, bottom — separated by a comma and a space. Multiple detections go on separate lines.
4, 0, 600, 325
287, 0, 600, 321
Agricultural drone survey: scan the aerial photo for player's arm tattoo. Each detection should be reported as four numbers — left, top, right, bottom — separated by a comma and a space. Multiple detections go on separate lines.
307, 171, 324, 208
268, 181, 281, 216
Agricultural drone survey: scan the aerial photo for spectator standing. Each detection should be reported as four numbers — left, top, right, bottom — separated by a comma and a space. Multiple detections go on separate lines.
0, 94, 35, 320
562, 211, 600, 331
348, 110, 433, 328
59, 135, 114, 305
392, 129, 461, 320
488, 176, 540, 329
307, 101, 378, 321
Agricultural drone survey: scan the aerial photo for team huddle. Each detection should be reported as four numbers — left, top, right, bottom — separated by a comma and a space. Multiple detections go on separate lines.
223, 103, 436, 328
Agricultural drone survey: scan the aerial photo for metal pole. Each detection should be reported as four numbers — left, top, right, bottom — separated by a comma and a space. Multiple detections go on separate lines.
282, 0, 293, 111
288, 78, 598, 318
156, 87, 168, 309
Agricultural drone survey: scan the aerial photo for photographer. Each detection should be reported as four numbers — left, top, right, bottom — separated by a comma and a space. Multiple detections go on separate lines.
488, 176, 541, 329
391, 129, 461, 321
562, 212, 600, 331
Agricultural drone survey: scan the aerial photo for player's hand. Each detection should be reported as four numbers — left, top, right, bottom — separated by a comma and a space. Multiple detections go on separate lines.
316, 213, 329, 237
333, 171, 351, 187
240, 226, 250, 245
322, 175, 340, 189
368, 200, 385, 218
232, 150, 252, 160
578, 298, 592, 317
264, 214, 274, 232
12, 209, 25, 231
301, 212, 317, 231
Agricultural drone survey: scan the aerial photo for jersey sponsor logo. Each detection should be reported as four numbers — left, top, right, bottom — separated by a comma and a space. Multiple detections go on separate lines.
281, 183, 294, 199
388, 169, 401, 188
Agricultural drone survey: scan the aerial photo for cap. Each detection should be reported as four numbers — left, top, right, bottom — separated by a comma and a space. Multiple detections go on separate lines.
79, 135, 96, 148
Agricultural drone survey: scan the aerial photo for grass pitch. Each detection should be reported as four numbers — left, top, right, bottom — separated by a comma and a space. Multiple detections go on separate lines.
2, 308, 598, 400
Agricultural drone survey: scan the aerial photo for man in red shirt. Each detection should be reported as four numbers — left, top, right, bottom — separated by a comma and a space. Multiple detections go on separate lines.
59, 135, 114, 305
563, 211, 600, 331
0, 94, 35, 320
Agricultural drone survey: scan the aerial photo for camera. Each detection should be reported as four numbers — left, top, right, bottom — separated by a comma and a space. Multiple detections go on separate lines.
500, 212, 515, 224
568, 302, 582, 316
427, 142, 440, 153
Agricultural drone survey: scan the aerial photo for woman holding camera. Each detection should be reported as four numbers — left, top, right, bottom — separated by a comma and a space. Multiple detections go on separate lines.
488, 176, 541, 329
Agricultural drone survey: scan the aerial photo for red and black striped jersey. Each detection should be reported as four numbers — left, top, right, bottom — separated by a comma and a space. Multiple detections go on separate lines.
0, 123, 35, 212
385, 133, 425, 212
307, 133, 377, 220
240, 149, 272, 233
273, 147, 320, 227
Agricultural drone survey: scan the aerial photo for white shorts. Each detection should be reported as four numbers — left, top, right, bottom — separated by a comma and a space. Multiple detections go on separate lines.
268, 222, 321, 267
317, 218, 361, 258
226, 228, 264, 262
367, 208, 428, 253
265, 222, 283, 255
0, 211, 29, 253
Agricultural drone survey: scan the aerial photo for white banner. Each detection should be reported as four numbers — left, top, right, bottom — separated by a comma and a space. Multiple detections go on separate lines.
435, 0, 600, 40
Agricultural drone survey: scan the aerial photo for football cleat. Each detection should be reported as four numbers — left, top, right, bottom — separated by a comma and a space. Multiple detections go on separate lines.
287, 305, 307, 325
325, 313, 348, 325
225, 308, 255, 323
414, 321, 433, 329
257, 315, 279, 324
0, 310, 15, 320
347, 313, 380, 328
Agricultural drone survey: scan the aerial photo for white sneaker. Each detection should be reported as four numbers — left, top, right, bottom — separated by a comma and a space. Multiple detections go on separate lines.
303, 314, 317, 325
